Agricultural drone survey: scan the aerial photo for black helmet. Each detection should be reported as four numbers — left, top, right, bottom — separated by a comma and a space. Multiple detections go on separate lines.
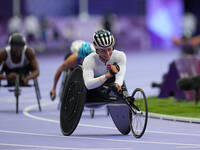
93, 29, 115, 49
9, 33, 26, 46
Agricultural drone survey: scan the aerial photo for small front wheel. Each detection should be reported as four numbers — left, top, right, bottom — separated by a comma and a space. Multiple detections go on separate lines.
129, 88, 148, 138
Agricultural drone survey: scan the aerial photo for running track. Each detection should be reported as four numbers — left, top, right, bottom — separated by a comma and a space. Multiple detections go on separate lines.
0, 50, 200, 150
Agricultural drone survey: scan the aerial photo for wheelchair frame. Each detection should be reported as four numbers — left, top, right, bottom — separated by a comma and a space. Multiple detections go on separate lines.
0, 67, 42, 113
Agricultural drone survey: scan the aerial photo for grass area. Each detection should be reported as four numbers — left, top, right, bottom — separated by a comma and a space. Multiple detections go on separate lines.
147, 97, 200, 118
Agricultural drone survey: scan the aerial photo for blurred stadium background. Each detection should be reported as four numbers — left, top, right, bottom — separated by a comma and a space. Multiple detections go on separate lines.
0, 0, 200, 54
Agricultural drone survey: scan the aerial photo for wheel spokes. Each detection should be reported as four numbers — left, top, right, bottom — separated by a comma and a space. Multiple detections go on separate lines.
129, 88, 148, 138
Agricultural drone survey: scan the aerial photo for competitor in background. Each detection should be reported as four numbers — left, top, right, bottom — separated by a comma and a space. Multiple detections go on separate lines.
173, 35, 200, 55
0, 33, 39, 85
173, 35, 200, 47
50, 40, 95, 100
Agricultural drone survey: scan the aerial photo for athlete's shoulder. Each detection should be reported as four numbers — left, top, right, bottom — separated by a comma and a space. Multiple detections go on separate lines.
82, 52, 97, 68
84, 52, 97, 62
84, 51, 97, 60
0, 48, 7, 61
25, 46, 37, 60
112, 49, 126, 57
26, 46, 35, 53
25, 46, 35, 55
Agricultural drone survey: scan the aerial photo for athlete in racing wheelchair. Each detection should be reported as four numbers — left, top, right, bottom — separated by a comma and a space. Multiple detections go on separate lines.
50, 40, 95, 101
60, 29, 148, 138
50, 40, 97, 116
0, 33, 41, 113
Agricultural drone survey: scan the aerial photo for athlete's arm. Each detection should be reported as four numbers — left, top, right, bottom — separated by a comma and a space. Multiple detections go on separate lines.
52, 52, 78, 92
0, 50, 7, 79
24, 48, 39, 84
173, 36, 200, 47
188, 35, 200, 47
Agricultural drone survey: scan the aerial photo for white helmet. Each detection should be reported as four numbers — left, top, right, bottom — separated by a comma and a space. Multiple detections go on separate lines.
70, 40, 85, 53
93, 29, 115, 49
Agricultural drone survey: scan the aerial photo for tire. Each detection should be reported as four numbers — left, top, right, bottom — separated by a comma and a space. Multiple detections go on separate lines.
60, 66, 86, 136
129, 88, 148, 138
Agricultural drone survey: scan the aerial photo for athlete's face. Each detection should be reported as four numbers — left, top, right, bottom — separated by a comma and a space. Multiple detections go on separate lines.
11, 45, 24, 58
96, 47, 113, 63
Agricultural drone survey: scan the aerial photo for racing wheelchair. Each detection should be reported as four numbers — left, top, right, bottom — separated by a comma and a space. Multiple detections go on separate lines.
60, 66, 148, 138
0, 64, 42, 113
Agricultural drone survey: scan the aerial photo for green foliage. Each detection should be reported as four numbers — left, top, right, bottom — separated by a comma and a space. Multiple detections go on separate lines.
147, 97, 200, 118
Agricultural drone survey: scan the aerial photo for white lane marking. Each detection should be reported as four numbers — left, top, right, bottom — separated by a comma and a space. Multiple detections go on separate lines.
176, 146, 199, 150
0, 129, 200, 148
0, 143, 130, 150
176, 146, 200, 149
22, 102, 200, 148
23, 102, 116, 129
23, 102, 200, 137
23, 101, 59, 123
146, 131, 200, 137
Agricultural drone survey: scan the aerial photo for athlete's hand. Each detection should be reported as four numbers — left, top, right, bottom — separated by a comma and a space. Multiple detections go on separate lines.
110, 63, 120, 75
23, 77, 29, 85
110, 83, 122, 96
50, 89, 56, 101
172, 37, 182, 46
115, 83, 122, 92
7, 72, 18, 79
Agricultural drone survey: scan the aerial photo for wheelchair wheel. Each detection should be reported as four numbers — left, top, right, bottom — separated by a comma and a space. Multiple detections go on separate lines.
129, 88, 148, 138
60, 66, 86, 136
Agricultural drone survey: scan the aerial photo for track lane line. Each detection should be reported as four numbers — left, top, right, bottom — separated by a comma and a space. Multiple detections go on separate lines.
1, 129, 200, 148
21, 101, 200, 148
0, 143, 130, 150
23, 102, 200, 137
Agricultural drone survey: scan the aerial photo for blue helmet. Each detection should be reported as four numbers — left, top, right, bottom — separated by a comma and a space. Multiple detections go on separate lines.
77, 42, 95, 64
